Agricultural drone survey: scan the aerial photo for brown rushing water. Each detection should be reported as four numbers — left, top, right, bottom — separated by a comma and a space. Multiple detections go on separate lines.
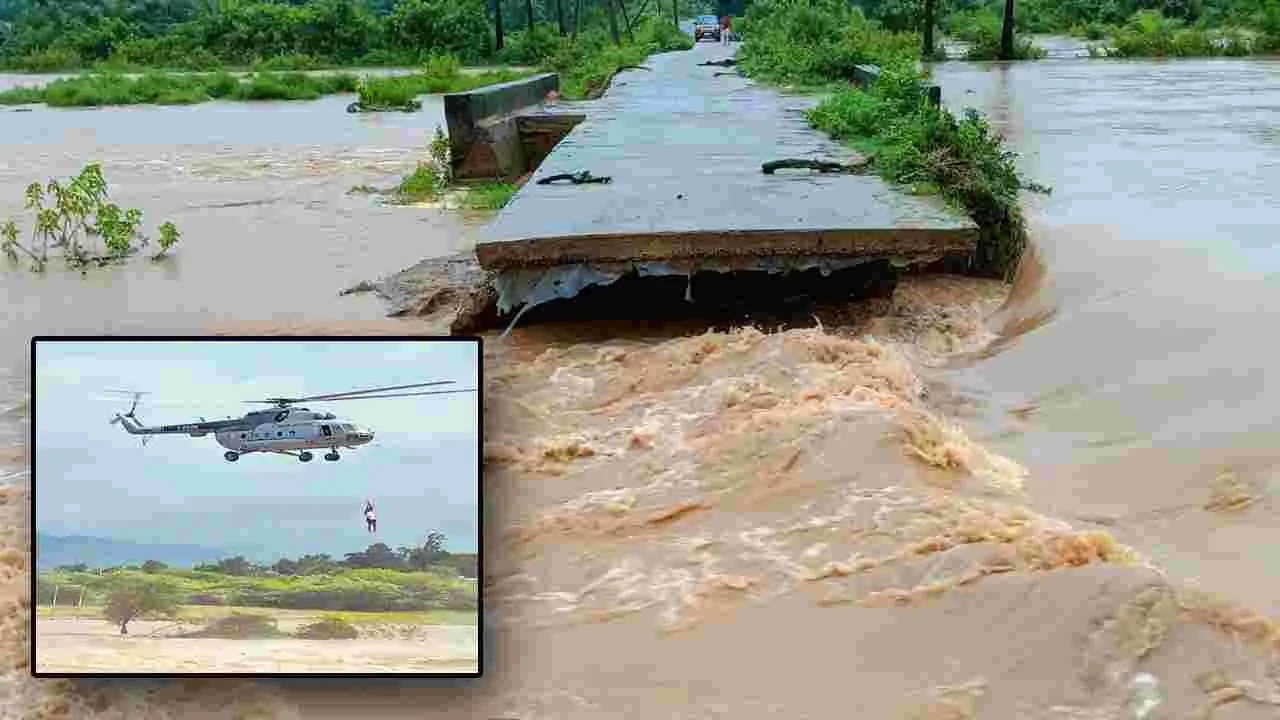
4, 40, 1280, 718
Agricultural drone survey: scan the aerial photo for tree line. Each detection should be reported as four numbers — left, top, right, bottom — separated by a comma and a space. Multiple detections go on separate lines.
53, 531, 478, 579
0, 0, 714, 70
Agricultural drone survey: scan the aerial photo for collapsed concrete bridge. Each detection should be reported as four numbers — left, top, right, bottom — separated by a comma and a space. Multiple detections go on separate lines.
444, 41, 977, 328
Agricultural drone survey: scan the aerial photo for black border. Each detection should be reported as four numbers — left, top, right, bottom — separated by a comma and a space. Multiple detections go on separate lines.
29, 335, 485, 680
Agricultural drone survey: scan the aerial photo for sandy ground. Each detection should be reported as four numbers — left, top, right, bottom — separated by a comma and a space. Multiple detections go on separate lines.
34, 617, 478, 675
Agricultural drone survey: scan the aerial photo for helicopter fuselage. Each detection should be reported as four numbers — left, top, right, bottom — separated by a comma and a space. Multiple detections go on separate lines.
108, 378, 472, 463
215, 412, 375, 454
117, 407, 374, 460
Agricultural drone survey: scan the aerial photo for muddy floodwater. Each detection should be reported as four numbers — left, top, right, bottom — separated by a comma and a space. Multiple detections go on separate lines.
4, 39, 1280, 718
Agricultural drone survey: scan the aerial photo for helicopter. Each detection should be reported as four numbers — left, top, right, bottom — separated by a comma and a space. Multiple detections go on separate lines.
107, 381, 477, 463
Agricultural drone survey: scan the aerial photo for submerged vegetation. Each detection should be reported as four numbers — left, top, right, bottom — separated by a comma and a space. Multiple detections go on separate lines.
1, 164, 181, 272
942, 7, 1048, 59
463, 182, 520, 210
393, 127, 454, 204
740, 0, 1047, 280
364, 128, 519, 209
942, 0, 1280, 57
0, 70, 359, 107
352, 55, 531, 112
1088, 9, 1268, 57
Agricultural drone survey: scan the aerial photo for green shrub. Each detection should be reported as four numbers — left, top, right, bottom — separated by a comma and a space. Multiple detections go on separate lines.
1095, 10, 1256, 57
13, 47, 81, 72
185, 612, 284, 638
357, 76, 422, 109
497, 25, 564, 64
737, 0, 916, 88
806, 61, 1048, 279
294, 615, 360, 639
464, 183, 518, 210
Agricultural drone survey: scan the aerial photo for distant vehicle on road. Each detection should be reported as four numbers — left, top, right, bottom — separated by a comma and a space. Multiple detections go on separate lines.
694, 14, 721, 41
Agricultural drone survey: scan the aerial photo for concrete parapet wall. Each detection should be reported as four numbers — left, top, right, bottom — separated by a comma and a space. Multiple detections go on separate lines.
444, 73, 562, 180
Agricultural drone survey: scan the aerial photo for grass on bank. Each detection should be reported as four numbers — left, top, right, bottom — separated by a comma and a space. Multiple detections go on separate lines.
738, 0, 1048, 281
0, 69, 358, 107
0, 56, 534, 109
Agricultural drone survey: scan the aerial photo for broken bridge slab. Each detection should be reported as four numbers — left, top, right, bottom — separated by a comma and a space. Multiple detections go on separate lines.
475, 42, 977, 311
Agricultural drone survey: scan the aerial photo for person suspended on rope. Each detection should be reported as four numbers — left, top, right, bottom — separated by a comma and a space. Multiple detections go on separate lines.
364, 499, 377, 534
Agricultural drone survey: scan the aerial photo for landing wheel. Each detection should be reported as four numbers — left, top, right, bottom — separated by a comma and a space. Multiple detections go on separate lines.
224, 451, 240, 462
298, 452, 313, 463
324, 452, 340, 462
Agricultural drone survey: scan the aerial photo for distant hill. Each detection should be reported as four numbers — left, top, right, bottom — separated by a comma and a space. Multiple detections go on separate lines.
35, 533, 231, 571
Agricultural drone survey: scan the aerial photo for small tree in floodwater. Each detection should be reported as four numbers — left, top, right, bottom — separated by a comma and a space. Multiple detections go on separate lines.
1, 163, 181, 272
103, 576, 181, 635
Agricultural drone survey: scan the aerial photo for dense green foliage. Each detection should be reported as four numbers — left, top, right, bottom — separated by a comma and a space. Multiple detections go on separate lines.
739, 0, 1047, 279
1, 163, 181, 271
1090, 8, 1266, 55
737, 0, 918, 87
38, 535, 479, 614
943, 0, 1280, 55
509, 18, 692, 99
0, 0, 492, 70
0, 0, 702, 72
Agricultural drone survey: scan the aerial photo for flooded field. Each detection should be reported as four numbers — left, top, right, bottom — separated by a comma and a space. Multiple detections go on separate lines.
3, 37, 1280, 720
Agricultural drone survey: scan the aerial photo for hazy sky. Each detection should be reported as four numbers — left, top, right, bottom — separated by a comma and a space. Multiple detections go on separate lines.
34, 339, 480, 561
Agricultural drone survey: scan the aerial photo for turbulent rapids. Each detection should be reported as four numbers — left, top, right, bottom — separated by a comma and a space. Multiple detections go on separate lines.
6, 273, 1280, 718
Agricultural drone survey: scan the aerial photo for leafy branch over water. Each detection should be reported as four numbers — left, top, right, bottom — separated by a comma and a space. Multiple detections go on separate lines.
1, 163, 181, 272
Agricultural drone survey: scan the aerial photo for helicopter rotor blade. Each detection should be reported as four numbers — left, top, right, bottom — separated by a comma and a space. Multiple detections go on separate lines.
293, 388, 479, 402
244, 381, 457, 406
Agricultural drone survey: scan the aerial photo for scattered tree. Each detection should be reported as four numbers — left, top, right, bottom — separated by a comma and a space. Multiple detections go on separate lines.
140, 560, 167, 574
103, 576, 181, 635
